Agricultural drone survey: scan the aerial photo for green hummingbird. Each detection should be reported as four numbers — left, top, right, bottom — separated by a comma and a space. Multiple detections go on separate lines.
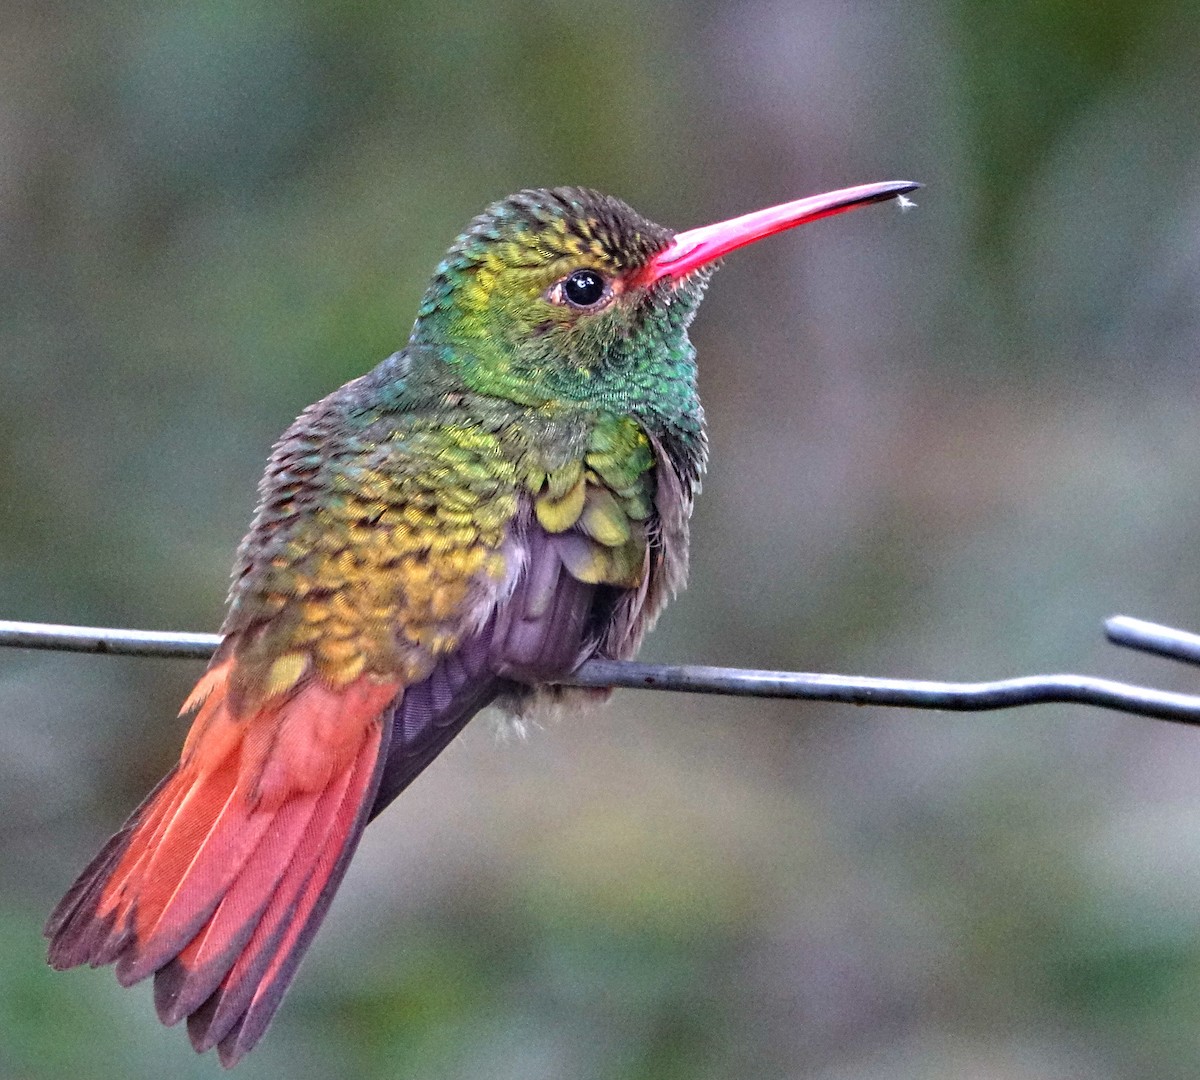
45, 179, 917, 1065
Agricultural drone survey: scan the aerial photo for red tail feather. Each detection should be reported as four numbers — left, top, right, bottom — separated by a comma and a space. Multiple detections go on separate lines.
45, 659, 398, 1065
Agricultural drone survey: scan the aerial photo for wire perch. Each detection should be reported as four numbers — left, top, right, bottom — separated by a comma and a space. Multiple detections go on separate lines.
2, 615, 1199, 726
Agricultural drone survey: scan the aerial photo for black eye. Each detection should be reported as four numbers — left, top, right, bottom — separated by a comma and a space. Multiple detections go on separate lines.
562, 269, 607, 308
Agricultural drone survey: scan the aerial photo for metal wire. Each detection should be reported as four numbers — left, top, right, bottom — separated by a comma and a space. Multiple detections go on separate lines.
1105, 615, 1200, 667
3, 615, 1200, 727
0, 621, 219, 659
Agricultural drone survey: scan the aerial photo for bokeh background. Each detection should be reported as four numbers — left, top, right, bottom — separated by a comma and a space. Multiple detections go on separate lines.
4, 2, 1200, 1077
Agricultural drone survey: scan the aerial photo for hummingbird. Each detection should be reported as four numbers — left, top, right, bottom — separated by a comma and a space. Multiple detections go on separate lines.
45, 179, 917, 1065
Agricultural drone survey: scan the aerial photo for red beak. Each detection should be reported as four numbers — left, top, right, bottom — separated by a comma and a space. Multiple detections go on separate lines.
641, 180, 920, 285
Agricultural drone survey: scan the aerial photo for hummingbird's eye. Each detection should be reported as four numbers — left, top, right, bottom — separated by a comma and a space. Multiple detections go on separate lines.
553, 268, 610, 310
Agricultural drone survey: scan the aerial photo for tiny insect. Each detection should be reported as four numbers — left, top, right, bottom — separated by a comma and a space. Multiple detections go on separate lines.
897, 194, 917, 212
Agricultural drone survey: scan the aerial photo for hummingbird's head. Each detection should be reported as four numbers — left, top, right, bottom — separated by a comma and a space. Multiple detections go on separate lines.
410, 187, 706, 408
409, 181, 920, 412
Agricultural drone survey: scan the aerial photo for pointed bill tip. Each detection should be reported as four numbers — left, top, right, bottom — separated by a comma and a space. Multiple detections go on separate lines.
642, 179, 922, 284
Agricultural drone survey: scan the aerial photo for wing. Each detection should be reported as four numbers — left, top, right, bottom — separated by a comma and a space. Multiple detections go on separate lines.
372, 415, 704, 819
374, 412, 700, 820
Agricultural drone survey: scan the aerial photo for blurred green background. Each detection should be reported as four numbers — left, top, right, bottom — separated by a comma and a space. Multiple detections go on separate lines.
4, 1, 1200, 1077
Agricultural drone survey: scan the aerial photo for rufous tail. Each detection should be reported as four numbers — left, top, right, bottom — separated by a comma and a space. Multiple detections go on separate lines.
45, 659, 398, 1067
